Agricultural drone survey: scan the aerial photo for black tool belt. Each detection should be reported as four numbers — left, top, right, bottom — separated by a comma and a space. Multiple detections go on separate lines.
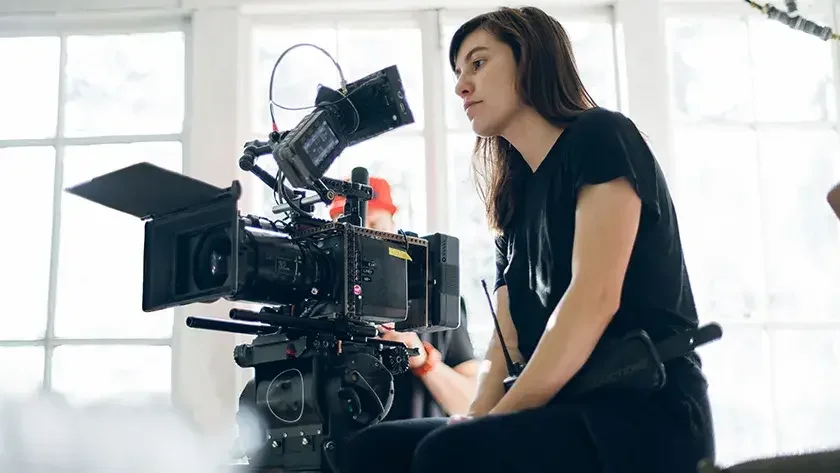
504, 323, 723, 403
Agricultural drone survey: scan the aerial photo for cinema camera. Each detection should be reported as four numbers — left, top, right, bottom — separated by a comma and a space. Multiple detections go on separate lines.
65, 62, 461, 473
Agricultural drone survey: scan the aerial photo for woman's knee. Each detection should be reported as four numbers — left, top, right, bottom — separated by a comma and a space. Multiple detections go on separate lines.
411, 423, 480, 473
343, 423, 385, 454
340, 418, 448, 473
339, 423, 394, 471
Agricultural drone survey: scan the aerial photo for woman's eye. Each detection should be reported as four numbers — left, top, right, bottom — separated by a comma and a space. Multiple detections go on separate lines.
472, 59, 485, 70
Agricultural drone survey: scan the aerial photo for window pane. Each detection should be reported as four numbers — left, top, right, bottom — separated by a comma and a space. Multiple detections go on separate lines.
749, 18, 835, 122
0, 147, 55, 340
64, 32, 185, 137
0, 37, 59, 140
51, 345, 171, 405
699, 325, 775, 465
55, 142, 181, 339
772, 329, 840, 453
447, 131, 496, 357
0, 346, 45, 396
666, 18, 753, 122
757, 129, 840, 320
443, 19, 618, 131
672, 126, 765, 322
335, 135, 427, 233
441, 25, 468, 131
564, 21, 618, 111
252, 28, 340, 133
337, 27, 425, 131
251, 26, 424, 135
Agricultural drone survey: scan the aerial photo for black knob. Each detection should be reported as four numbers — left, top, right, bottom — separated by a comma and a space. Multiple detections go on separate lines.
233, 344, 253, 368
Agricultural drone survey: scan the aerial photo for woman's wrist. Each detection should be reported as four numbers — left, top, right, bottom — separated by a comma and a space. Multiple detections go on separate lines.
410, 341, 440, 376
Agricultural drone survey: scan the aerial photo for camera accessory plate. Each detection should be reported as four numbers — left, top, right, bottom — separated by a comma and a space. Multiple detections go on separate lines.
65, 162, 227, 220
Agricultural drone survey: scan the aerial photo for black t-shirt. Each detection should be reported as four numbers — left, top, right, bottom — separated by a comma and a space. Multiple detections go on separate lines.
495, 107, 702, 381
384, 296, 475, 421
491, 107, 716, 469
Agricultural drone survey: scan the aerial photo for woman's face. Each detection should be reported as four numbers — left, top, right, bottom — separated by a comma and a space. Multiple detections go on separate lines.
453, 29, 523, 137
365, 208, 396, 232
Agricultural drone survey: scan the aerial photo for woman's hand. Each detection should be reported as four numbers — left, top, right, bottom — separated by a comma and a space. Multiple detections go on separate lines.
376, 324, 427, 369
447, 414, 473, 425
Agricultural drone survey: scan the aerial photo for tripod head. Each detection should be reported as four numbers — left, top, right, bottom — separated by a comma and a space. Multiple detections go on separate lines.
188, 305, 418, 472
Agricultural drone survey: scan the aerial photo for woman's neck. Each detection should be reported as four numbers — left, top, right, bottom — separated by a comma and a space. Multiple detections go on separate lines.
501, 108, 565, 173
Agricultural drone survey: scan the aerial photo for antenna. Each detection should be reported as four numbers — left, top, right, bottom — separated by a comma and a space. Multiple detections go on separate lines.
480, 279, 523, 382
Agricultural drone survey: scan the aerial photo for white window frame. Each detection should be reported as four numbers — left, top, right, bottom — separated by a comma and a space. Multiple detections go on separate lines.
663, 0, 840, 455
0, 12, 189, 392
664, 0, 840, 328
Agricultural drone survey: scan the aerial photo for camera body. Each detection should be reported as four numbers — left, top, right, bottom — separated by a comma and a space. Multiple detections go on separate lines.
139, 176, 460, 332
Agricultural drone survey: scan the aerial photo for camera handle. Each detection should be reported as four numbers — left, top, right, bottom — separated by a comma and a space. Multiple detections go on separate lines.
239, 131, 289, 194
239, 132, 335, 213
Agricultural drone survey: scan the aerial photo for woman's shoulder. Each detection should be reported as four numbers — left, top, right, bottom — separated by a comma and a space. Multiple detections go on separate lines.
564, 107, 637, 138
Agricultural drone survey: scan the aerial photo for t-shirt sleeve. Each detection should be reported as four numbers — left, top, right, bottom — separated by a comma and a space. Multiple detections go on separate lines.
442, 296, 476, 367
494, 234, 509, 292
566, 109, 662, 223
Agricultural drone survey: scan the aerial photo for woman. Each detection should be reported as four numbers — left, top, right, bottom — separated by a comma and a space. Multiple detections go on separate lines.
338, 6, 715, 473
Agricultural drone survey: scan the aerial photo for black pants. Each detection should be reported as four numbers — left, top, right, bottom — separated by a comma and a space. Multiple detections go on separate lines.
337, 410, 600, 473
337, 366, 714, 473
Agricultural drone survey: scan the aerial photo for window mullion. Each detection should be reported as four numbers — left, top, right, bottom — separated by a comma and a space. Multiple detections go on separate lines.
420, 9, 450, 234
43, 33, 70, 392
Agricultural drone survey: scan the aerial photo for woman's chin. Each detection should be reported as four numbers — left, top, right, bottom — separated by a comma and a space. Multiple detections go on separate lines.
470, 117, 500, 138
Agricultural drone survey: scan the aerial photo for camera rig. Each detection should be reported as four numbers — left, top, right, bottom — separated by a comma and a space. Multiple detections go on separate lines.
64, 63, 460, 473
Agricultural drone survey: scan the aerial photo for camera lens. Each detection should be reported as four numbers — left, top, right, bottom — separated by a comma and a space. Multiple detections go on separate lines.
208, 249, 228, 278
194, 230, 231, 290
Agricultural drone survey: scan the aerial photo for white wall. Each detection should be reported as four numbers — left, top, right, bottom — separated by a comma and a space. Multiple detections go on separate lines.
173, 7, 254, 436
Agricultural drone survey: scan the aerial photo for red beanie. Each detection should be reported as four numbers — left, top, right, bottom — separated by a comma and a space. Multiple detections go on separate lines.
328, 176, 398, 219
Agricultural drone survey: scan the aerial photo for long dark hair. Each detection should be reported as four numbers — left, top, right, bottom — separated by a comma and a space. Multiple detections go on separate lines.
448, 6, 597, 233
